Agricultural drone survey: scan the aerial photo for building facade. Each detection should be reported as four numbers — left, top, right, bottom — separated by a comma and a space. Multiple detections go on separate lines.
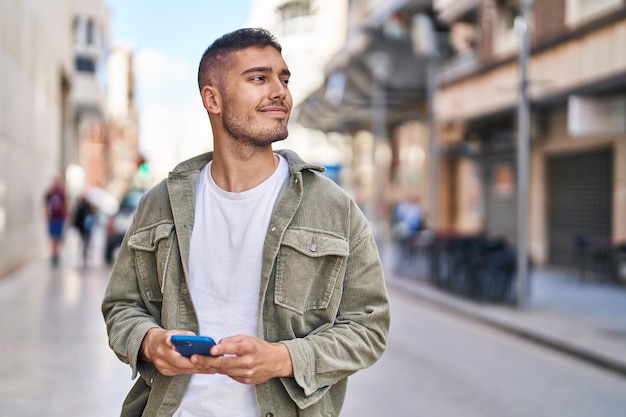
295, 0, 433, 224
0, 0, 113, 277
69, 0, 111, 194
0, 0, 76, 276
434, 0, 626, 272
295, 0, 626, 276
106, 46, 140, 201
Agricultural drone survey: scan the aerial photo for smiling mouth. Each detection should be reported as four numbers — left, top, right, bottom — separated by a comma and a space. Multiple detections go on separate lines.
258, 100, 289, 114
259, 107, 289, 114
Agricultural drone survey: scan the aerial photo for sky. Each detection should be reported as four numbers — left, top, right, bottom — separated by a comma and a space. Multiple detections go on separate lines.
105, 0, 254, 178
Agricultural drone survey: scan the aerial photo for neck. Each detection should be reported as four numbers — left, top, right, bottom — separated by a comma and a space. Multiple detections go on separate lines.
210, 146, 278, 193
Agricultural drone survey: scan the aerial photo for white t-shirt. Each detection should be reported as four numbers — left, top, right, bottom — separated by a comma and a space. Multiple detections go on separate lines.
175, 154, 288, 417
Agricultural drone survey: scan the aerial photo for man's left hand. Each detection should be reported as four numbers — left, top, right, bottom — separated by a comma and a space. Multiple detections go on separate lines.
191, 334, 294, 385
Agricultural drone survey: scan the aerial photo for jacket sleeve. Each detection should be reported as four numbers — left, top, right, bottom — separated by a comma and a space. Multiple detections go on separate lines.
280, 207, 391, 408
101, 213, 161, 379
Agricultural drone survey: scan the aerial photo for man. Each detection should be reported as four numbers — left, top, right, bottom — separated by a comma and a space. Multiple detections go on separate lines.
102, 28, 390, 417
72, 195, 96, 264
44, 176, 67, 266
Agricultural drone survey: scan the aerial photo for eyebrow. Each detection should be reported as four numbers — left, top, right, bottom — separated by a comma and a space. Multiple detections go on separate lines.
241, 66, 291, 77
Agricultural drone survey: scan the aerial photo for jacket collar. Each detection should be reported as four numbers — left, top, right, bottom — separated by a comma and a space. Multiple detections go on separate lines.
170, 149, 326, 176
166, 148, 324, 282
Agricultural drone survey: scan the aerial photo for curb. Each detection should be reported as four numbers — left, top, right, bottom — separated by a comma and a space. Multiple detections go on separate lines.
386, 275, 626, 378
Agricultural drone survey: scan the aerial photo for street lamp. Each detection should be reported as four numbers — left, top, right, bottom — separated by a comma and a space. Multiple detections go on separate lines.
514, 0, 534, 308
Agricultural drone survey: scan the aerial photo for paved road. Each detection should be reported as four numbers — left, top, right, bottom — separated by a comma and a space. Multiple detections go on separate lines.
341, 288, 626, 417
1, 230, 625, 416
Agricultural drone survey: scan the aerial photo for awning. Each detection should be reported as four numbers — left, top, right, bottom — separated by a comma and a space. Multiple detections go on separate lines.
296, 28, 430, 134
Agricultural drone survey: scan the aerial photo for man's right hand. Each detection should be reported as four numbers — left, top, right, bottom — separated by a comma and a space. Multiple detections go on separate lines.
139, 328, 199, 376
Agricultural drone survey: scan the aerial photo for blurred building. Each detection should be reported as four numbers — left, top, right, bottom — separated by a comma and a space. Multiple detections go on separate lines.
0, 0, 76, 275
432, 0, 626, 272
0, 0, 128, 277
106, 46, 140, 200
248, 0, 433, 224
70, 0, 110, 193
293, 0, 626, 275
247, 0, 354, 188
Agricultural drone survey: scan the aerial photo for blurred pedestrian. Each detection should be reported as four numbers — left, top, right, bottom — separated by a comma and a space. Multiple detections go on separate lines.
395, 198, 424, 239
44, 176, 67, 266
73, 195, 96, 264
393, 198, 425, 273
102, 28, 390, 417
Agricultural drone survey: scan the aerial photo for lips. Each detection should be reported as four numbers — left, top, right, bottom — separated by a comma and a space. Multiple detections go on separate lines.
258, 100, 289, 114
259, 106, 289, 114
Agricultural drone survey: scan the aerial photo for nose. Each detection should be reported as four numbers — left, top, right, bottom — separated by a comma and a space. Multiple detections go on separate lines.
270, 77, 288, 100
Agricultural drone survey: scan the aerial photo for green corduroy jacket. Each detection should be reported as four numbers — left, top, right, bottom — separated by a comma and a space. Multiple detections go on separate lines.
101, 149, 391, 417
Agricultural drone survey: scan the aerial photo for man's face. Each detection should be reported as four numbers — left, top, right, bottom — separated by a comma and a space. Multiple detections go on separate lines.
220, 46, 293, 148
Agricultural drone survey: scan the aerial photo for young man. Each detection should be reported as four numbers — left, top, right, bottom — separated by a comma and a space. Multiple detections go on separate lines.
102, 28, 390, 417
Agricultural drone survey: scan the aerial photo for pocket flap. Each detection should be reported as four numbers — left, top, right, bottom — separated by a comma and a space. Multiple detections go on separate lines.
281, 228, 348, 257
128, 223, 174, 252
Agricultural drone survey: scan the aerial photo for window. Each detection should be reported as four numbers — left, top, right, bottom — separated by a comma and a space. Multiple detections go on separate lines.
566, 0, 623, 25
277, 0, 312, 34
75, 56, 95, 73
86, 18, 94, 45
450, 21, 476, 53
496, 0, 520, 30
491, 0, 520, 56
278, 0, 311, 20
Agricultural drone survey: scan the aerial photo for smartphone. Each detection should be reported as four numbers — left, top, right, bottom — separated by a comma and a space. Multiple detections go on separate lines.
171, 335, 216, 357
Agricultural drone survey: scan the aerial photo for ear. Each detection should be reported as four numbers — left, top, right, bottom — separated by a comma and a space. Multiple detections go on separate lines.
201, 85, 221, 114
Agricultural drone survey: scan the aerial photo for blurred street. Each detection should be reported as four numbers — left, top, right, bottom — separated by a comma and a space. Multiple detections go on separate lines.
0, 226, 133, 417
1, 227, 626, 417
3, 1, 626, 416
342, 287, 626, 417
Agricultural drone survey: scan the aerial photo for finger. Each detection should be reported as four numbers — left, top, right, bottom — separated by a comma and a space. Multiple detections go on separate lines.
189, 354, 226, 374
213, 335, 257, 356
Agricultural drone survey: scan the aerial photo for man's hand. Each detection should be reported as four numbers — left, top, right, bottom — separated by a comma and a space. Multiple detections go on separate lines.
140, 330, 293, 384
139, 328, 199, 376
193, 334, 294, 385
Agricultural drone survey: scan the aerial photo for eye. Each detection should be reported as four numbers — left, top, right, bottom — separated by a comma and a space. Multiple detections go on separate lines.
250, 75, 265, 82
281, 79, 290, 86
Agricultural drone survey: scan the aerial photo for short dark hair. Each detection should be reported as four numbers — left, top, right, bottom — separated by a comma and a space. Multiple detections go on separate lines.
197, 28, 282, 91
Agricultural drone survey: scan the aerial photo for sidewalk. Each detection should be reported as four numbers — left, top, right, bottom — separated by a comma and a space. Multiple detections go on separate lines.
381, 243, 626, 377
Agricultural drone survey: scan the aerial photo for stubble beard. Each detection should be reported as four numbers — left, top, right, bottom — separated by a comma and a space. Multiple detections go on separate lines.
222, 98, 289, 149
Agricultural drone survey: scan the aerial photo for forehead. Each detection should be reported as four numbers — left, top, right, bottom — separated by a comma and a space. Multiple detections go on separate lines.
230, 46, 289, 74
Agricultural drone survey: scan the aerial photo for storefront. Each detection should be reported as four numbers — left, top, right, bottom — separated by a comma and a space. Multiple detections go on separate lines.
547, 147, 614, 271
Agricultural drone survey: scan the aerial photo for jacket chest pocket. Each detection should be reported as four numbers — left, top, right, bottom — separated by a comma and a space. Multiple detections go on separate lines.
274, 228, 349, 314
128, 223, 175, 303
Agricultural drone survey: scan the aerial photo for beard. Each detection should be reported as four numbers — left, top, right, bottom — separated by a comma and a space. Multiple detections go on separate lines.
222, 96, 289, 148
